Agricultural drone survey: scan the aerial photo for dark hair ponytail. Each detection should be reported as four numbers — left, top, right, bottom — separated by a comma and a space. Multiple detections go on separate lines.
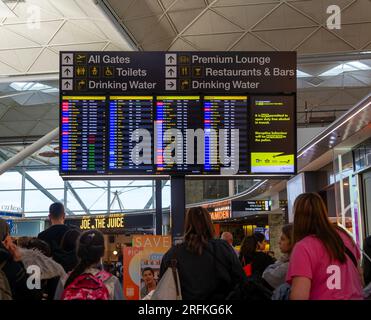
64, 230, 105, 288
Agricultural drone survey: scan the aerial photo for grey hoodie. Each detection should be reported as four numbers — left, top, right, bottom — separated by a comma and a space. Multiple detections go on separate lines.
262, 254, 290, 289
19, 248, 66, 280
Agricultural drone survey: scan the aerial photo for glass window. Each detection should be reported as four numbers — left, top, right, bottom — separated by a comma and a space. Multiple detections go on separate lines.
0, 190, 22, 209
0, 172, 22, 190
25, 170, 64, 190
24, 190, 54, 215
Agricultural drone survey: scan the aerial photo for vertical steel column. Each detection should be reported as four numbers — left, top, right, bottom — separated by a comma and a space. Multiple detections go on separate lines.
155, 179, 162, 235
21, 168, 26, 214
107, 180, 111, 214
170, 176, 185, 244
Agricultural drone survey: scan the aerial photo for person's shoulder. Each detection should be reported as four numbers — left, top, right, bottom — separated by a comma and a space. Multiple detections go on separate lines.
297, 235, 319, 246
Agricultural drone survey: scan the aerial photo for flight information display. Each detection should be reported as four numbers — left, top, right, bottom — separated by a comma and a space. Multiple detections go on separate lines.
250, 95, 296, 173
109, 96, 153, 173
60, 96, 106, 174
204, 96, 248, 174
60, 51, 296, 177
155, 96, 203, 173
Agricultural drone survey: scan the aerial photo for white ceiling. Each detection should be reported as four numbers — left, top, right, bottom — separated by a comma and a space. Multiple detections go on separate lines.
0, 0, 133, 77
0, 0, 370, 141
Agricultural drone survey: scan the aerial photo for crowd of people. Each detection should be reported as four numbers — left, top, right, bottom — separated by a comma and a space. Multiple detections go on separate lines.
1, 192, 371, 300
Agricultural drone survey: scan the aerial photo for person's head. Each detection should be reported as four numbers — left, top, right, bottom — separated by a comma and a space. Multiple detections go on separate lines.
293, 192, 346, 263
61, 228, 81, 252
279, 224, 293, 254
239, 235, 257, 260
221, 232, 233, 246
64, 230, 105, 288
142, 267, 155, 286
254, 232, 266, 251
0, 218, 10, 242
24, 238, 52, 257
184, 206, 215, 255
49, 202, 65, 224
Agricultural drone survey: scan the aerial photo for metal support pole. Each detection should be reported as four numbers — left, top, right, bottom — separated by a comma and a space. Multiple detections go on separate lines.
170, 176, 186, 244
0, 127, 59, 175
65, 181, 90, 214
21, 168, 26, 214
155, 179, 162, 235
107, 180, 111, 214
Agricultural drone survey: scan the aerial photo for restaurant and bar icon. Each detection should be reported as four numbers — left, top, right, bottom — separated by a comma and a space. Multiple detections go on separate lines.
193, 66, 203, 77
75, 66, 87, 77
104, 66, 114, 77
75, 54, 87, 64
89, 66, 100, 77
75, 79, 87, 91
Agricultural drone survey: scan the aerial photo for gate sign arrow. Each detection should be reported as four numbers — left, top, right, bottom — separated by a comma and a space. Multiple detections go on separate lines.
165, 53, 176, 65
165, 79, 176, 90
62, 79, 73, 90
62, 66, 73, 78
165, 66, 177, 78
61, 53, 73, 65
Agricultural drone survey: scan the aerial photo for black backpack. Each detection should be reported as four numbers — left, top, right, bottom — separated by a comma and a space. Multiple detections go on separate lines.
206, 242, 272, 301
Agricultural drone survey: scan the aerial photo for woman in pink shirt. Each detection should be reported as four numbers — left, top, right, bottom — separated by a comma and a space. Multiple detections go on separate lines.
287, 192, 363, 300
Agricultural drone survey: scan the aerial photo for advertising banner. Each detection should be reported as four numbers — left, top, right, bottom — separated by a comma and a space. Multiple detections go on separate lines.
123, 235, 172, 300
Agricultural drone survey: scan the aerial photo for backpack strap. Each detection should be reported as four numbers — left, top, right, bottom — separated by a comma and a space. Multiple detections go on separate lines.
169, 245, 181, 299
95, 270, 112, 283
344, 246, 358, 268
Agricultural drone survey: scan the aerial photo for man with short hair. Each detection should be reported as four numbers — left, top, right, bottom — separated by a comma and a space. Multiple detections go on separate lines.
140, 267, 157, 299
221, 231, 239, 256
38, 202, 69, 251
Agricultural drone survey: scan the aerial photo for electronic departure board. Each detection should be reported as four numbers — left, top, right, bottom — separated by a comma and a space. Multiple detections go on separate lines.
60, 51, 297, 177
61, 96, 106, 174
109, 96, 153, 173
155, 96, 203, 173
204, 96, 248, 174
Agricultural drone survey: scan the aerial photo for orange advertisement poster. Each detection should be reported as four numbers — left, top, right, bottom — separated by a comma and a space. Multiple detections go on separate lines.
132, 235, 172, 249
123, 246, 143, 300
123, 235, 172, 300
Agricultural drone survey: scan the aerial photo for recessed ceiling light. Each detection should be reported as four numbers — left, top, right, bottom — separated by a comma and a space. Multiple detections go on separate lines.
10, 82, 58, 92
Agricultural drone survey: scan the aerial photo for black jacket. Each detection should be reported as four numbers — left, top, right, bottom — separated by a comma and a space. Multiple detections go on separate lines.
240, 251, 275, 279
160, 239, 247, 300
364, 236, 371, 285
38, 224, 70, 250
0, 243, 41, 300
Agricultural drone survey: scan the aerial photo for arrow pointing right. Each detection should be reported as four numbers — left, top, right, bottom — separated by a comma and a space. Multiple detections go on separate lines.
169, 81, 174, 88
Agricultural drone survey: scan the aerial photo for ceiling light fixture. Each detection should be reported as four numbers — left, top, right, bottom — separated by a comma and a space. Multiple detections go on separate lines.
297, 101, 371, 158
10, 82, 58, 93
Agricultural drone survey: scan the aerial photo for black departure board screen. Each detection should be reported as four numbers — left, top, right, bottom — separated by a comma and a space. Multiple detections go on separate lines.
59, 52, 296, 177
155, 96, 203, 173
61, 96, 106, 174
109, 96, 153, 173
250, 95, 296, 174
204, 96, 248, 174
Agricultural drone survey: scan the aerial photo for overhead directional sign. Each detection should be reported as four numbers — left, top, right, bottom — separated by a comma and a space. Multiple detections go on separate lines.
59, 51, 296, 177
60, 51, 296, 94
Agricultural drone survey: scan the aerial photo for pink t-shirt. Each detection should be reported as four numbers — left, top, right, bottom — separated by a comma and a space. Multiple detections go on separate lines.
286, 231, 363, 300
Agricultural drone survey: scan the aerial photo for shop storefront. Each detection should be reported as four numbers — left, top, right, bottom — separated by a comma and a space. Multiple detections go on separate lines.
63, 213, 154, 263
